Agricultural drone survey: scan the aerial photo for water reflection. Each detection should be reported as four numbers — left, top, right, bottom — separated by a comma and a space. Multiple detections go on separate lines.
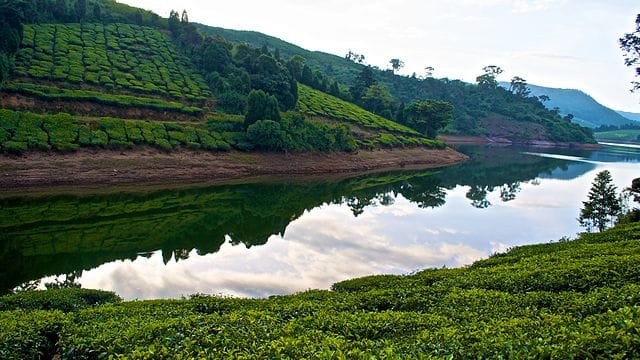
1, 144, 637, 298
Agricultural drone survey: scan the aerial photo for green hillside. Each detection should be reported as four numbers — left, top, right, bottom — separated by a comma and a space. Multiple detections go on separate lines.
198, 24, 596, 144
1, 221, 639, 358
595, 129, 640, 143
14, 23, 210, 100
518, 83, 635, 129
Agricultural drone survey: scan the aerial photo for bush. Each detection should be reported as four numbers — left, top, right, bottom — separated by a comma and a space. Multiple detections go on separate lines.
247, 120, 290, 151
0, 289, 121, 312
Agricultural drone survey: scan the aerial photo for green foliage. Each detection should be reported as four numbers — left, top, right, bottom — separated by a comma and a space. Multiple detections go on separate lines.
6, 83, 204, 116
579, 170, 623, 232
0, 288, 120, 312
403, 99, 454, 138
244, 89, 280, 128
297, 84, 418, 136
14, 23, 210, 100
0, 109, 233, 153
1, 222, 640, 358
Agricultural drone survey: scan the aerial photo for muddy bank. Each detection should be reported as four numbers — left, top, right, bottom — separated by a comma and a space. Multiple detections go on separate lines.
438, 135, 602, 150
0, 147, 467, 192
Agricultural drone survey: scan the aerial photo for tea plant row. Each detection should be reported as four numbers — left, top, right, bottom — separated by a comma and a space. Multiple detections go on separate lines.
297, 84, 420, 136
14, 23, 210, 101
0, 109, 233, 153
5, 83, 204, 116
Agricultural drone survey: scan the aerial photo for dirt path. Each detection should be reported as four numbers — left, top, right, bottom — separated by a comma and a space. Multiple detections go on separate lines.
0, 147, 467, 192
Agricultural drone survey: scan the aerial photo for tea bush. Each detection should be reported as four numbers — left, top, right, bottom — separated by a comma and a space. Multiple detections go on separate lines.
0, 109, 232, 153
15, 23, 210, 101
1, 222, 639, 358
5, 83, 204, 116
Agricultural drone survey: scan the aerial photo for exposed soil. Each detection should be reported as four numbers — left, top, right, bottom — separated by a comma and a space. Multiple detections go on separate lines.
0, 147, 468, 192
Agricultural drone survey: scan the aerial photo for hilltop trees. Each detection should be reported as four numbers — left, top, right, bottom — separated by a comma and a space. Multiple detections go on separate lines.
579, 170, 622, 232
619, 14, 640, 93
389, 58, 404, 73
476, 65, 503, 89
509, 76, 531, 98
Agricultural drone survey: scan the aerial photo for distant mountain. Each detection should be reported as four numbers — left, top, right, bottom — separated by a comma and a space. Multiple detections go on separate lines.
617, 111, 640, 123
500, 83, 634, 129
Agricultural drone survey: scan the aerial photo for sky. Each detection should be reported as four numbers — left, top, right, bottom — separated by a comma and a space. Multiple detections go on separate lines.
120, 0, 640, 112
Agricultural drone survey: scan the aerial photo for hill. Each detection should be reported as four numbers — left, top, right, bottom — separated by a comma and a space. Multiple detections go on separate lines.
1, 221, 639, 358
198, 23, 595, 144
1, 14, 446, 155
617, 110, 640, 122
509, 83, 636, 129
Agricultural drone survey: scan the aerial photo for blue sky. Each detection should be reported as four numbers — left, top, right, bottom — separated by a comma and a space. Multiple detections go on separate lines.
121, 0, 640, 112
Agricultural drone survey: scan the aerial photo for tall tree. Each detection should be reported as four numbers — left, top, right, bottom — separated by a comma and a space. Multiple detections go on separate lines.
361, 83, 394, 116
389, 58, 404, 73
578, 170, 622, 232
476, 65, 503, 89
244, 90, 281, 129
619, 14, 640, 93
74, 0, 86, 21
404, 100, 454, 138
350, 66, 376, 102
509, 76, 531, 97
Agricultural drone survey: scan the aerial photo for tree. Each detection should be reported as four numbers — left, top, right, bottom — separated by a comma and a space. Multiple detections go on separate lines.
350, 66, 377, 102
74, 0, 86, 21
244, 90, 280, 129
579, 170, 622, 232
538, 94, 550, 103
168, 10, 180, 36
389, 58, 405, 73
345, 50, 365, 64
619, 14, 640, 92
361, 83, 394, 116
509, 76, 531, 97
424, 66, 435, 78
404, 100, 454, 138
181, 10, 189, 23
476, 65, 503, 89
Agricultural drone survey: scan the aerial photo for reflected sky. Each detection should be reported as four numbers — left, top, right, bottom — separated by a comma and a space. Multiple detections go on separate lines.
65, 144, 640, 299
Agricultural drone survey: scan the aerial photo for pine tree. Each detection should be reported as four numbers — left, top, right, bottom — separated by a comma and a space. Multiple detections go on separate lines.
579, 170, 622, 232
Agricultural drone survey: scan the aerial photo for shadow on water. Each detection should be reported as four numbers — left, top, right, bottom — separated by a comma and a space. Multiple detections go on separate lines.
0, 145, 597, 293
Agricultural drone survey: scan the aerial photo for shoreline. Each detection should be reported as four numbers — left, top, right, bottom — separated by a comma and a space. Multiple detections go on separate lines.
0, 146, 468, 193
438, 135, 603, 150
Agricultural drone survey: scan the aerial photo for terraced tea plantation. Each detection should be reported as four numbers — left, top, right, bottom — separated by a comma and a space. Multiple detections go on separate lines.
297, 84, 419, 136
0, 109, 235, 153
14, 23, 210, 101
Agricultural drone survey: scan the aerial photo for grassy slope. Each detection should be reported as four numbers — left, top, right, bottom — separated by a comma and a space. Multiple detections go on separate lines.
1, 222, 639, 358
595, 129, 640, 143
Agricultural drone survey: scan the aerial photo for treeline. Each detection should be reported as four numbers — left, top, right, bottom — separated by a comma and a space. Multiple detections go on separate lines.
6, 0, 163, 27
594, 123, 640, 132
0, 1, 24, 88
167, 12, 298, 115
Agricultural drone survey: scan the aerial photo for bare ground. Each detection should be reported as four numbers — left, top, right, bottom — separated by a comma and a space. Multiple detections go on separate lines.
0, 147, 468, 193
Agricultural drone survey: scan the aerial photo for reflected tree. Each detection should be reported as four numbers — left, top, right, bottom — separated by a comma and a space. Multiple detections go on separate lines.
467, 186, 491, 209
45, 271, 82, 289
500, 182, 521, 202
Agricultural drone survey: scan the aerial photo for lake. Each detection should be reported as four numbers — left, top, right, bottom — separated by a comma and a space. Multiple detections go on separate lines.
1, 144, 639, 299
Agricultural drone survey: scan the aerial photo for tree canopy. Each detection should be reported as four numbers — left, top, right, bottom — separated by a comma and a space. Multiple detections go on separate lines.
619, 14, 640, 93
579, 170, 622, 232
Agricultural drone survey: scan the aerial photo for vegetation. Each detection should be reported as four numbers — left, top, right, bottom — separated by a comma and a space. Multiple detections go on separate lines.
297, 84, 419, 136
1, 221, 639, 358
199, 25, 596, 144
0, 109, 233, 152
620, 13, 640, 92
5, 83, 204, 115
579, 170, 623, 232
14, 23, 210, 100
595, 129, 640, 143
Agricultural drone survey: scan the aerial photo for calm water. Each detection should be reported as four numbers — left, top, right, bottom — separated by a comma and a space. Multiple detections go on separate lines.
1, 144, 639, 299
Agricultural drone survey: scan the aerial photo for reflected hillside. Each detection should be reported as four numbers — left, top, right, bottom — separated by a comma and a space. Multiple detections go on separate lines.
0, 146, 592, 293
